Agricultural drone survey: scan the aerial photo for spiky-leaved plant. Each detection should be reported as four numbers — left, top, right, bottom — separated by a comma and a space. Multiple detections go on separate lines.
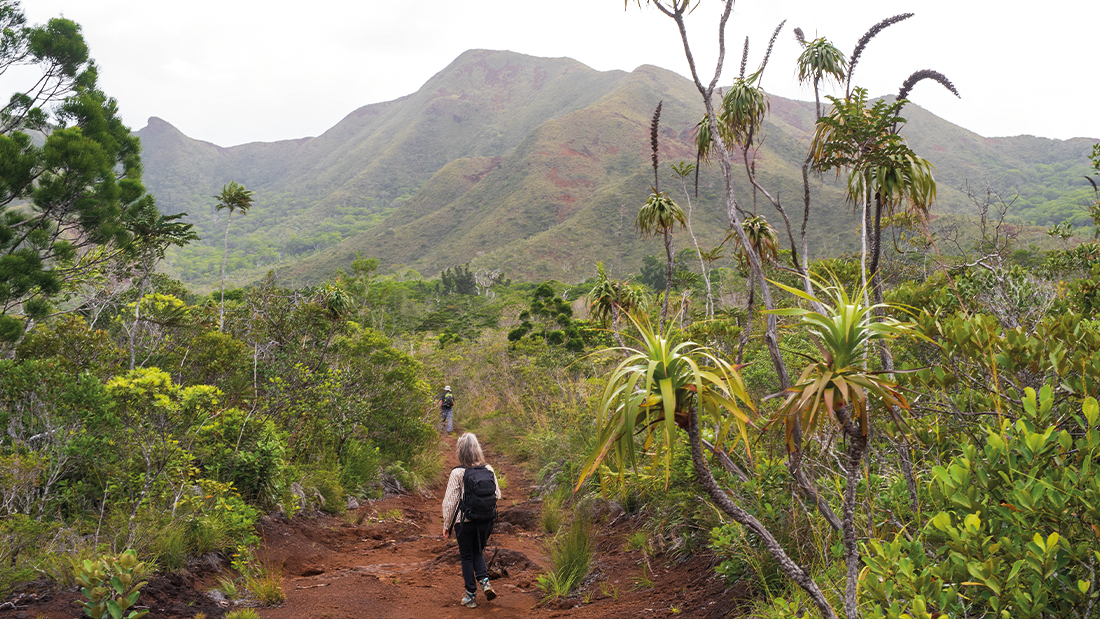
576, 312, 754, 491
767, 275, 928, 619
766, 276, 921, 444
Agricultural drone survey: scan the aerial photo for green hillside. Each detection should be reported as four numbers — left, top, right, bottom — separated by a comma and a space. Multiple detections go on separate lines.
136, 50, 1097, 290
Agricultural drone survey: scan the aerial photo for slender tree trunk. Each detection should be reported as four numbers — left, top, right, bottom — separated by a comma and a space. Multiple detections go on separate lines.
736, 278, 754, 364
219, 211, 234, 333
681, 179, 714, 318
661, 227, 674, 335
860, 186, 870, 304
838, 409, 869, 619
129, 258, 152, 371
613, 205, 627, 348
688, 404, 837, 619
867, 195, 919, 509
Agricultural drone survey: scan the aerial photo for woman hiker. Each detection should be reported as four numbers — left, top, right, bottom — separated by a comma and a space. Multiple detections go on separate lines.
442, 433, 501, 608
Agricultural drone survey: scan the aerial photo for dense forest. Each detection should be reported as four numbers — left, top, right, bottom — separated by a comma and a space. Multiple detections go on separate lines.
3, 1, 1100, 619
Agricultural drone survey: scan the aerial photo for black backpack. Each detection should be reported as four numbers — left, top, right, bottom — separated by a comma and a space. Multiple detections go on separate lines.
442, 392, 455, 408
457, 465, 497, 523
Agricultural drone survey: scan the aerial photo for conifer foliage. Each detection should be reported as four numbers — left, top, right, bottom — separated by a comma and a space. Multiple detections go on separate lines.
0, 1, 187, 343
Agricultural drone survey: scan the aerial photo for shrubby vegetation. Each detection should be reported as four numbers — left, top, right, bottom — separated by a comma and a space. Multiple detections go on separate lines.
5, 3, 1100, 619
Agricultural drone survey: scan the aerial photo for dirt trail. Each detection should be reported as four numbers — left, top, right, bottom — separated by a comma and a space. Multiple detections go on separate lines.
255, 434, 549, 619
253, 433, 753, 619
1, 431, 752, 618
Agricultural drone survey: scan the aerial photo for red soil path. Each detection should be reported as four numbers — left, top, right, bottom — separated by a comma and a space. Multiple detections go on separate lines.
0, 433, 753, 619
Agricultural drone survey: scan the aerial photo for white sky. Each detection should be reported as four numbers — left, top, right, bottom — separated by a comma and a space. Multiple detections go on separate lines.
15, 0, 1100, 147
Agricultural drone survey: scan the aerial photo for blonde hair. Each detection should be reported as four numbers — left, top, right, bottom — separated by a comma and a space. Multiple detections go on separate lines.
456, 433, 486, 468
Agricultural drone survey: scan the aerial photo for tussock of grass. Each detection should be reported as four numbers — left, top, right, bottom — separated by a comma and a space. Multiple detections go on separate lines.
245, 563, 285, 606
541, 487, 570, 534
536, 507, 594, 598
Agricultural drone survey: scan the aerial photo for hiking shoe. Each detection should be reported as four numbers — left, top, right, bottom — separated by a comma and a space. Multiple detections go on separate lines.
461, 591, 477, 608
480, 577, 497, 601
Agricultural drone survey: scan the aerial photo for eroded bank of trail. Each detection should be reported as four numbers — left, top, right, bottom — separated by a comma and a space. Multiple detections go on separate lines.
256, 433, 548, 619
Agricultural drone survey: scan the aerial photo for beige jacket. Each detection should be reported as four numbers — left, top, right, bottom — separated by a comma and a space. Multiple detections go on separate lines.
442, 465, 501, 531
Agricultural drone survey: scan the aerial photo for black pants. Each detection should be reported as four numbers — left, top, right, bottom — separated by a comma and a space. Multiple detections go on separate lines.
455, 519, 493, 594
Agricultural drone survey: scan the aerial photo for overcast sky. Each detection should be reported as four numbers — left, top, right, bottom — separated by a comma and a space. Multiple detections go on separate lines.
15, 0, 1099, 147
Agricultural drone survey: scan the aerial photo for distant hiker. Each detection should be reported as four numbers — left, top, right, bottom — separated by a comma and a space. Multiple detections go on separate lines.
442, 433, 500, 608
439, 385, 455, 434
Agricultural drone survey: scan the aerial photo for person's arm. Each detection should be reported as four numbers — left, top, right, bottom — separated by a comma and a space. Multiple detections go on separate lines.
488, 465, 502, 500
441, 468, 464, 537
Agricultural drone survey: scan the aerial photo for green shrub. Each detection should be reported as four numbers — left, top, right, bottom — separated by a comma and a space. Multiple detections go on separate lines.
862, 390, 1100, 618
176, 478, 261, 553
193, 407, 286, 505
73, 549, 150, 619
339, 439, 382, 494
0, 515, 57, 597
300, 468, 346, 515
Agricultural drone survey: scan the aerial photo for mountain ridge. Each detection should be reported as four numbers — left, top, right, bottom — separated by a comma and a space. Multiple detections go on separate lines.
136, 49, 1097, 289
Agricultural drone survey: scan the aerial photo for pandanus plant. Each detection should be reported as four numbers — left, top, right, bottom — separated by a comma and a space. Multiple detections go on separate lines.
727, 214, 780, 362
637, 189, 686, 334
575, 312, 754, 491
578, 309, 838, 619
767, 275, 928, 619
587, 262, 646, 335
767, 277, 918, 444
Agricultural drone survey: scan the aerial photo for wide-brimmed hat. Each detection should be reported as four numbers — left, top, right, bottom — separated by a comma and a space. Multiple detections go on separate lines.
444, 385, 451, 391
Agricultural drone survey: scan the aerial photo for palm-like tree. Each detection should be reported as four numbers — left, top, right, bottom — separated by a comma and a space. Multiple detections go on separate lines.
811, 88, 938, 309
637, 189, 686, 334
810, 89, 909, 295
214, 181, 254, 332
694, 72, 769, 166
726, 215, 779, 362
588, 262, 646, 346
767, 276, 925, 619
795, 35, 847, 119
729, 215, 779, 269
313, 282, 354, 369
718, 72, 768, 148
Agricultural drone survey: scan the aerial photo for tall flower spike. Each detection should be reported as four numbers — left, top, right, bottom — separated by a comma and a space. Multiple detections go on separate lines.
847, 13, 914, 93
793, 27, 807, 47
739, 37, 749, 79
759, 19, 787, 81
650, 101, 663, 190
897, 69, 960, 102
